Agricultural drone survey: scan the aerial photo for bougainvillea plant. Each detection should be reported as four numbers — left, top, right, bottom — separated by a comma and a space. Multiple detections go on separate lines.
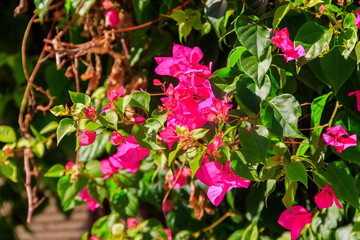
2, 0, 360, 239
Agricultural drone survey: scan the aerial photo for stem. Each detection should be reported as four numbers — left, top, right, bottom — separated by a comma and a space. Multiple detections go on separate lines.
201, 212, 235, 233
328, 101, 340, 127
24, 147, 33, 223
56, 0, 86, 39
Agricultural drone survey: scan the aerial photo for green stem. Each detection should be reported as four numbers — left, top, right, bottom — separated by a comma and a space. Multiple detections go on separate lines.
328, 100, 340, 127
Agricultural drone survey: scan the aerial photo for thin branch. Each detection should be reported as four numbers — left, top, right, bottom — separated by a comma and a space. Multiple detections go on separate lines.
24, 147, 33, 224
56, 0, 86, 39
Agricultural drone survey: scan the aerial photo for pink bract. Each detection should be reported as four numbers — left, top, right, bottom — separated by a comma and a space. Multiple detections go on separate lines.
110, 131, 126, 146
78, 188, 100, 212
348, 90, 360, 111
314, 184, 343, 209
195, 161, 250, 206
319, 5, 324, 14
108, 136, 150, 173
127, 218, 137, 228
65, 161, 74, 170
85, 106, 97, 118
322, 125, 357, 153
164, 228, 172, 240
355, 10, 360, 29
78, 130, 97, 146
278, 205, 312, 240
271, 28, 306, 62
171, 167, 192, 189
102, 0, 114, 9
104, 9, 120, 28
100, 159, 120, 180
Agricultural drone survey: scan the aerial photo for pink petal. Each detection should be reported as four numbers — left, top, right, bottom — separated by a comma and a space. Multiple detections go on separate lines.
117, 136, 150, 163
79, 130, 97, 146
314, 184, 334, 209
355, 10, 360, 29
291, 214, 312, 240
104, 9, 119, 28
207, 185, 229, 206
322, 133, 336, 146
127, 218, 137, 228
154, 57, 174, 76
326, 125, 348, 137
284, 44, 306, 62
278, 209, 295, 230
195, 161, 223, 187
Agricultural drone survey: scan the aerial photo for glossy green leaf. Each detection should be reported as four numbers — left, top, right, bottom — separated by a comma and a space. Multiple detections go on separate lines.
97, 110, 118, 130
319, 47, 356, 93
235, 16, 271, 58
0, 125, 16, 143
272, 3, 296, 29
240, 47, 272, 87
338, 28, 357, 59
1, 161, 17, 182
57, 175, 88, 205
129, 91, 150, 112
79, 132, 110, 162
355, 42, 360, 64
114, 95, 132, 114
71, 0, 96, 16
310, 92, 331, 146
261, 94, 304, 138
282, 178, 297, 212
40, 121, 58, 135
168, 144, 183, 166
85, 160, 103, 178
34, 0, 52, 23
235, 74, 271, 115
133, 122, 164, 151
191, 128, 209, 140
56, 118, 77, 145
326, 161, 359, 209
294, 21, 332, 61
69, 91, 91, 106
44, 163, 65, 177
238, 125, 269, 163
285, 162, 308, 188
50, 105, 69, 116
227, 46, 247, 68
231, 148, 260, 181
209, 67, 242, 99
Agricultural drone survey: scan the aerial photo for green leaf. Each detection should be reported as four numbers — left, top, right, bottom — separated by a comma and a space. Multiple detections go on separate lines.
272, 3, 296, 29
85, 160, 103, 178
34, 0, 52, 23
168, 10, 186, 22
209, 67, 242, 99
231, 148, 260, 181
227, 47, 247, 68
57, 175, 88, 205
189, 147, 206, 178
282, 178, 298, 212
0, 125, 16, 143
40, 121, 58, 135
285, 162, 308, 188
110, 189, 139, 217
50, 105, 69, 116
294, 21, 332, 61
235, 16, 271, 58
133, 122, 164, 151
56, 118, 77, 145
241, 222, 258, 240
85, 122, 102, 131
1, 161, 17, 182
88, 179, 108, 204
71, 0, 96, 16
319, 47, 356, 93
97, 110, 118, 130
265, 179, 276, 205
310, 92, 331, 146
33, 142, 45, 158
337, 28, 357, 59
79, 132, 110, 162
44, 164, 65, 177
240, 47, 272, 87
129, 91, 150, 112
326, 161, 359, 209
168, 144, 183, 166
69, 91, 91, 106
235, 75, 271, 115
115, 95, 132, 114
238, 125, 269, 163
343, 13, 357, 29
355, 42, 360, 64
191, 128, 209, 140
261, 94, 304, 138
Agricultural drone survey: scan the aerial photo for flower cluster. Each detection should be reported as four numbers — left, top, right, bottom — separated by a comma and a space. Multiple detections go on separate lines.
271, 28, 306, 62
155, 44, 231, 149
322, 125, 357, 153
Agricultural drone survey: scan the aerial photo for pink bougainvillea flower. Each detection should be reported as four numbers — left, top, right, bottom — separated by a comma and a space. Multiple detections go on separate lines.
355, 10, 360, 29
319, 5, 324, 14
110, 131, 126, 146
127, 218, 137, 228
195, 161, 250, 206
348, 90, 360, 111
159, 125, 180, 149
164, 228, 172, 240
108, 136, 150, 173
153, 79, 162, 86
102, 0, 114, 9
283, 44, 306, 62
78, 130, 97, 146
271, 28, 306, 62
78, 188, 100, 212
278, 205, 312, 240
85, 106, 97, 118
89, 237, 102, 240
314, 184, 343, 209
104, 9, 120, 28
322, 125, 357, 153
100, 159, 120, 180
171, 167, 192, 189
162, 200, 172, 213
101, 87, 124, 113
65, 162, 74, 170
206, 135, 223, 157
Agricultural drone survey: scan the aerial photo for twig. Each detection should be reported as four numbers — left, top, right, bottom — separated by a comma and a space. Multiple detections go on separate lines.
56, 0, 87, 40
24, 147, 33, 224
299, 124, 329, 131
200, 212, 235, 233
